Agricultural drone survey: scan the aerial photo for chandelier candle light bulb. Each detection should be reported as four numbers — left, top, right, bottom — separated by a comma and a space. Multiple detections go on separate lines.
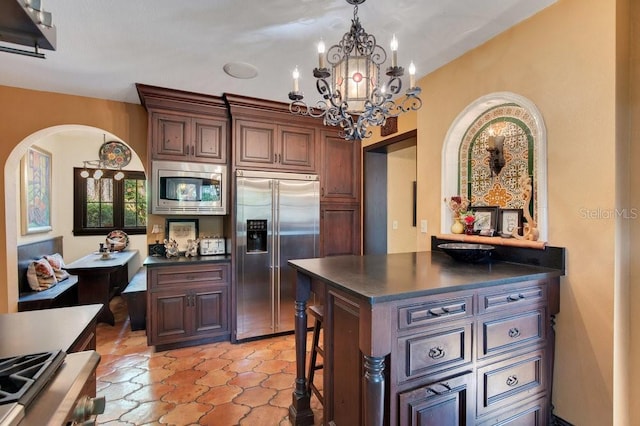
409, 61, 416, 87
292, 67, 300, 92
390, 34, 398, 67
318, 40, 326, 69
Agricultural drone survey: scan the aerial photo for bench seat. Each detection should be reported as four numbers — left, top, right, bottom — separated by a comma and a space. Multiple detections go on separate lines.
121, 267, 147, 331
17, 236, 79, 312
18, 275, 79, 312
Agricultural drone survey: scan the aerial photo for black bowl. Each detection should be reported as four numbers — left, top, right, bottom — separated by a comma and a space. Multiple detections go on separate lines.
437, 243, 495, 263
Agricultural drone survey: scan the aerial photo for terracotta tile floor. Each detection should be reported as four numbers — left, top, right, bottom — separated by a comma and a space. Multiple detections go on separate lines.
95, 297, 323, 425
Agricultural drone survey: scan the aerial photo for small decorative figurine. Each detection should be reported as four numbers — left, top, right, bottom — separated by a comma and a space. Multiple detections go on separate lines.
185, 238, 199, 258
164, 239, 179, 258
511, 175, 540, 241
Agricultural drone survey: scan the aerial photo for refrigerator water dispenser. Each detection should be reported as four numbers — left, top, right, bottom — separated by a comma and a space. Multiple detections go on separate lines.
246, 219, 267, 253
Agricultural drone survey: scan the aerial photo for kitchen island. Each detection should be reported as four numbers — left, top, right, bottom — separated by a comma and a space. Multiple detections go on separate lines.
288, 251, 563, 426
0, 303, 102, 357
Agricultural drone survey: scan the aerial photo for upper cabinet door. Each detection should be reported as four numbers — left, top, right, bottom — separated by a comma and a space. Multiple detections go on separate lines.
320, 131, 361, 202
193, 117, 227, 163
234, 119, 278, 169
278, 125, 317, 172
152, 112, 191, 160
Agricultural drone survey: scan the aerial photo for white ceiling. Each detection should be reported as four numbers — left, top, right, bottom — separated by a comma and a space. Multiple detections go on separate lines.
0, 0, 556, 105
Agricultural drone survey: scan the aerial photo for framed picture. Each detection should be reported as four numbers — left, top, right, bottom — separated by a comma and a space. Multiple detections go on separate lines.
166, 218, 199, 253
21, 146, 52, 235
471, 206, 499, 232
499, 208, 523, 235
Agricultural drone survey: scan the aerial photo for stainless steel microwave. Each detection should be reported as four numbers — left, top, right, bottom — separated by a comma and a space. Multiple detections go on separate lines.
151, 160, 227, 215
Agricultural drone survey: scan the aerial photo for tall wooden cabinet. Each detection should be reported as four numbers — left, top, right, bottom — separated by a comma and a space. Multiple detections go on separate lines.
320, 131, 361, 256
136, 83, 229, 165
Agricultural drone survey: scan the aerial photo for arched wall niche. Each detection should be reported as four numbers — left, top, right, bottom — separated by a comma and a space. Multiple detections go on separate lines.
441, 92, 548, 241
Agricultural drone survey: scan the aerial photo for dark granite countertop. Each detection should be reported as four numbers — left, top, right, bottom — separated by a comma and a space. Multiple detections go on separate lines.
0, 304, 102, 357
143, 254, 231, 267
288, 251, 563, 304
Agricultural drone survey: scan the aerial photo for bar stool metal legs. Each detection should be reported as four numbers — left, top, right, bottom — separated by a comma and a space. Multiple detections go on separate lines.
307, 305, 324, 405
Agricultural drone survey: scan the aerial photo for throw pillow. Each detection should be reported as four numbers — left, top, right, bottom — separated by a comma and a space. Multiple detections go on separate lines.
44, 253, 70, 281
26, 258, 58, 291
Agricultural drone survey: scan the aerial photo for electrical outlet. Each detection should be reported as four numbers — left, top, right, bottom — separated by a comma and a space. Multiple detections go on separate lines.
392, 220, 398, 230
420, 219, 428, 233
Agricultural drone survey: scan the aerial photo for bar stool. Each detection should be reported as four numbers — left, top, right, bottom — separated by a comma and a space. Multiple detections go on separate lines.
307, 304, 324, 405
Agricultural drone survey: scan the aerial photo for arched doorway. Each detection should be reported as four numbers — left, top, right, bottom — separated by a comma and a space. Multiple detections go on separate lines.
3, 125, 146, 312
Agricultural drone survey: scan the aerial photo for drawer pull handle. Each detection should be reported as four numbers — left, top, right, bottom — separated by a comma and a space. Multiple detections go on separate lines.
428, 346, 446, 360
428, 304, 465, 317
508, 327, 521, 338
426, 382, 451, 395
506, 375, 519, 387
507, 293, 525, 302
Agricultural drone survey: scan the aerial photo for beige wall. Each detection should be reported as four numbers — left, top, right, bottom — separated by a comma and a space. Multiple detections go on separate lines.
626, 0, 639, 423
369, 0, 630, 423
387, 144, 417, 253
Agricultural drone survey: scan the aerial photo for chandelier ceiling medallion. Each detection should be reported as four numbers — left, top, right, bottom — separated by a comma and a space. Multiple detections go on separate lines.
288, 0, 422, 141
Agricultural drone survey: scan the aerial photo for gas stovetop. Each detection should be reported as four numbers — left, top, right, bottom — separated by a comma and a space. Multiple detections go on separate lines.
0, 350, 66, 421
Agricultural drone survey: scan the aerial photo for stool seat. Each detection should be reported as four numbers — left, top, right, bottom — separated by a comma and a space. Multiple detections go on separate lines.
307, 304, 324, 405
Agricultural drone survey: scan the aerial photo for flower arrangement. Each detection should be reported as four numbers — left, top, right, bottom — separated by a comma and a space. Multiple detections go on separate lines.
460, 210, 475, 225
460, 210, 476, 235
444, 195, 469, 219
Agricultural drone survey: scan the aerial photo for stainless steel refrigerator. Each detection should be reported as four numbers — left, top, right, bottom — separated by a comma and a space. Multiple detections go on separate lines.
235, 170, 320, 341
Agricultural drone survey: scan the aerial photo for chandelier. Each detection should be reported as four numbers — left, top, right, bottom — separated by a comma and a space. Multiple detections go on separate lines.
287, 0, 422, 141
79, 135, 131, 181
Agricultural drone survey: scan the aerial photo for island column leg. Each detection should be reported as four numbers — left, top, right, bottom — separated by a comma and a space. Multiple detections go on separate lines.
289, 272, 314, 425
363, 355, 385, 426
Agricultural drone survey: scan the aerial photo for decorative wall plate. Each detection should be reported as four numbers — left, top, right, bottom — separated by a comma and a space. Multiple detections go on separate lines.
99, 141, 132, 168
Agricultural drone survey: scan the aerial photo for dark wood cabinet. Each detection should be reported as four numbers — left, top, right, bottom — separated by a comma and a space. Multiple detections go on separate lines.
151, 111, 227, 163
320, 131, 361, 203
147, 262, 230, 347
137, 83, 229, 165
320, 203, 361, 256
234, 119, 316, 172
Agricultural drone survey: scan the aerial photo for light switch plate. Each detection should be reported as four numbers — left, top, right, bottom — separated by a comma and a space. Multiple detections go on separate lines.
420, 219, 428, 233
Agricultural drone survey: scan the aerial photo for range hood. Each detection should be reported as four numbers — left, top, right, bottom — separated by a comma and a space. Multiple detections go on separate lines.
0, 0, 56, 58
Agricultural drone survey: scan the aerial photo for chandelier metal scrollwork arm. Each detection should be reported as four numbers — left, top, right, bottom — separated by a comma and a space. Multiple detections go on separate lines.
287, 0, 422, 141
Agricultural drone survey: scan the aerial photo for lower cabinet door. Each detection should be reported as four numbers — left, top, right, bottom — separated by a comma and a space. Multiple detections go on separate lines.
398, 372, 474, 426
150, 290, 190, 345
193, 286, 228, 335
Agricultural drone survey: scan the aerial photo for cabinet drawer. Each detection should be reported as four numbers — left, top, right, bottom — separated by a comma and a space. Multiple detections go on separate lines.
398, 372, 474, 426
476, 349, 546, 417
398, 322, 472, 381
150, 263, 229, 288
398, 295, 473, 331
477, 396, 548, 426
478, 283, 545, 314
480, 309, 545, 358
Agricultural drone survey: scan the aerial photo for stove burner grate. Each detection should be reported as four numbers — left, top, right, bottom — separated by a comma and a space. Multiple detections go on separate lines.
0, 350, 66, 407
